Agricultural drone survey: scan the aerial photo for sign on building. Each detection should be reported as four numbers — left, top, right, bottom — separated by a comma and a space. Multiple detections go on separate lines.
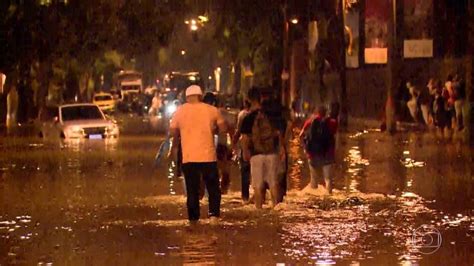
403, 39, 433, 58
344, 7, 360, 68
364, 0, 390, 64
308, 21, 318, 53
364, 48, 388, 64
403, 0, 433, 58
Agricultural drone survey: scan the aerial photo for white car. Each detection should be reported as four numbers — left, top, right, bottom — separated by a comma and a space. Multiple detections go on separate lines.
38, 103, 119, 139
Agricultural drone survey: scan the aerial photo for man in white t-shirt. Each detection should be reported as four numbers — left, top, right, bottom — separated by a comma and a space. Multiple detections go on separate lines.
169, 85, 227, 223
149, 91, 162, 116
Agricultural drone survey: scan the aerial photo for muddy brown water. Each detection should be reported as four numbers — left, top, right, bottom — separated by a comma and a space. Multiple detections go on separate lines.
0, 129, 472, 265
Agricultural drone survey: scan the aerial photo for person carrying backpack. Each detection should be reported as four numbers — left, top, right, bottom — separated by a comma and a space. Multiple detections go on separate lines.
299, 105, 337, 194
241, 87, 286, 209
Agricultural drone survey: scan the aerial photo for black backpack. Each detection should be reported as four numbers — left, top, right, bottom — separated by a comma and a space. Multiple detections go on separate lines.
304, 118, 333, 155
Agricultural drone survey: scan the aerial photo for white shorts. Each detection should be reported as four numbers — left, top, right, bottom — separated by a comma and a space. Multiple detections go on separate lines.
250, 154, 279, 190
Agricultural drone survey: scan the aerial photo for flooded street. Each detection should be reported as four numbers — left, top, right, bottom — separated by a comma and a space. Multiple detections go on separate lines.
0, 126, 473, 265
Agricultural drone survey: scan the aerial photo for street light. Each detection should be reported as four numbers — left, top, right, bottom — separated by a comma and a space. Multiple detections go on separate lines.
198, 15, 209, 23
181, 50, 186, 55
186, 16, 209, 31
291, 18, 299, 24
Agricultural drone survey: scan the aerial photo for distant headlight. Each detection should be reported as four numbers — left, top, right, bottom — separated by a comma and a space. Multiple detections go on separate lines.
166, 104, 177, 115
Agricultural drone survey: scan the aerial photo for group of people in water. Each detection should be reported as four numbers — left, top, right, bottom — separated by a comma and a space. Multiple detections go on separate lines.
168, 85, 338, 223
402, 73, 467, 134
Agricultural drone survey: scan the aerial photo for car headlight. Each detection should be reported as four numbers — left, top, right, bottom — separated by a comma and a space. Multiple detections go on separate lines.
107, 124, 119, 134
166, 104, 177, 115
66, 126, 84, 135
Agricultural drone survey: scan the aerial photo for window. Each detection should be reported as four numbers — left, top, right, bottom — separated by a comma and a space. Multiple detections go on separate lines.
61, 106, 104, 121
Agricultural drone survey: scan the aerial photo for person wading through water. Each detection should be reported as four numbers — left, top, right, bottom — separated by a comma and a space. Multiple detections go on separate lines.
240, 87, 286, 208
169, 85, 227, 224
300, 105, 338, 194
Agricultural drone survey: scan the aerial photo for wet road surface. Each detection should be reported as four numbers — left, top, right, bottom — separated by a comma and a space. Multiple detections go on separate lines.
0, 126, 473, 265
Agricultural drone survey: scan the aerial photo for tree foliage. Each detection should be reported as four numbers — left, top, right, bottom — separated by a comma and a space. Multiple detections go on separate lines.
0, 0, 189, 123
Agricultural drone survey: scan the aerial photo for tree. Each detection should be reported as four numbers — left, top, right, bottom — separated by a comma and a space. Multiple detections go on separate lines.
0, 0, 189, 125
214, 0, 284, 99
116, 0, 187, 86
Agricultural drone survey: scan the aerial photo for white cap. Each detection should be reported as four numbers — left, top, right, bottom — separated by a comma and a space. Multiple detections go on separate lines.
185, 85, 203, 97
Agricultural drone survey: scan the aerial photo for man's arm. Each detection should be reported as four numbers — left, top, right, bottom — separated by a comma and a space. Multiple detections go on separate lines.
168, 110, 180, 158
241, 134, 251, 161
299, 119, 311, 139
232, 113, 244, 145
239, 113, 253, 161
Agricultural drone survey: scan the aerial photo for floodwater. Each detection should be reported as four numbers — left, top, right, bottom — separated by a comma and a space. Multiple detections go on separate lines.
0, 127, 473, 265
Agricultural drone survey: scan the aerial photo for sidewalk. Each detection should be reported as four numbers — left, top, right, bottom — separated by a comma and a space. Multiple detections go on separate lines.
347, 116, 421, 132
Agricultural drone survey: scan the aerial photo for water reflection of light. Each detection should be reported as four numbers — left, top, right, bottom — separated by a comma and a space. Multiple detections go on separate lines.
280, 204, 368, 262
441, 213, 471, 227
168, 161, 176, 195
288, 128, 305, 188
0, 215, 33, 241
401, 150, 425, 169
344, 146, 369, 192
315, 259, 336, 265
398, 256, 421, 266
180, 232, 217, 265
348, 130, 369, 139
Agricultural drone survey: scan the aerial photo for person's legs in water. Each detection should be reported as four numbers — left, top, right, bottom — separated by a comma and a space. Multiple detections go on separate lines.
308, 160, 322, 189
407, 99, 418, 122
454, 99, 464, 130
250, 155, 266, 209
217, 144, 231, 194
240, 157, 251, 201
176, 143, 183, 177
322, 164, 333, 194
267, 154, 281, 207
420, 104, 430, 126
275, 151, 288, 203
182, 163, 201, 221
199, 176, 205, 200
201, 162, 221, 218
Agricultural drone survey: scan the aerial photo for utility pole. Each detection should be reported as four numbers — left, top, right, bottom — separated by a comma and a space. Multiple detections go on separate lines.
467, 0, 474, 142
338, 0, 348, 129
386, 0, 402, 134
281, 1, 290, 107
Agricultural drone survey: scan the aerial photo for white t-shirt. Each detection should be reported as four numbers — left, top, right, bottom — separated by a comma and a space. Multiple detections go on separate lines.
151, 96, 161, 109
170, 102, 225, 163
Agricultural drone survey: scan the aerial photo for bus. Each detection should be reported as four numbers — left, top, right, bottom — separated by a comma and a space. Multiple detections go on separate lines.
162, 71, 204, 102
115, 70, 143, 100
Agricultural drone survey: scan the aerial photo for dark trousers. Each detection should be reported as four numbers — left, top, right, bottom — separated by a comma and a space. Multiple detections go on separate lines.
176, 144, 183, 177
182, 162, 221, 221
240, 158, 251, 201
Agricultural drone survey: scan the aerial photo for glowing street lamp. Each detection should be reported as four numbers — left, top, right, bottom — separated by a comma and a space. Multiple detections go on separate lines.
198, 15, 209, 22
186, 16, 209, 31
181, 50, 186, 55
290, 18, 299, 24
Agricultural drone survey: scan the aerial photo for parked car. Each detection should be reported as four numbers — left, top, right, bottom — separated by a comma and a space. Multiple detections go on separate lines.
92, 92, 115, 112
38, 103, 119, 139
